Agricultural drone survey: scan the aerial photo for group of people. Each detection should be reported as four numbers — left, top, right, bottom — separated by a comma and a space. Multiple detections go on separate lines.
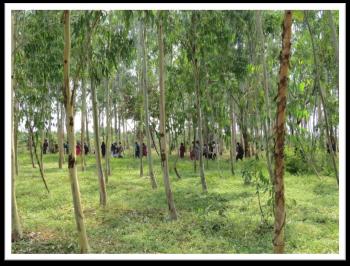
100, 141, 124, 158
111, 142, 124, 158
44, 137, 245, 161
180, 141, 244, 161
187, 141, 218, 161
134, 142, 147, 158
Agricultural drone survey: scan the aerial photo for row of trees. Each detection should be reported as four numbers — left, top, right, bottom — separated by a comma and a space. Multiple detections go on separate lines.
11, 9, 339, 254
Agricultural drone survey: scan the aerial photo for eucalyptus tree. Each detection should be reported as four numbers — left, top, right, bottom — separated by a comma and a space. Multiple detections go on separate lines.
157, 11, 178, 220
273, 10, 292, 254
63, 10, 90, 253
11, 10, 23, 242
139, 11, 158, 188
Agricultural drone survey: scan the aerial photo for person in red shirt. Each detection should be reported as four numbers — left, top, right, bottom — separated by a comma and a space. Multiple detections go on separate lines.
142, 143, 147, 157
76, 142, 81, 156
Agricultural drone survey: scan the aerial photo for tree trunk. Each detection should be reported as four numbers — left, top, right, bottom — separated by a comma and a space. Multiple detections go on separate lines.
305, 10, 338, 185
158, 11, 178, 220
58, 99, 64, 168
273, 10, 292, 254
91, 77, 108, 206
86, 107, 90, 151
11, 11, 23, 241
140, 20, 158, 189
14, 98, 19, 175
114, 104, 118, 140
28, 126, 36, 168
229, 96, 236, 175
81, 79, 86, 171
63, 11, 90, 253
192, 12, 208, 193
30, 127, 50, 193
256, 10, 274, 182
105, 78, 111, 179
327, 11, 339, 80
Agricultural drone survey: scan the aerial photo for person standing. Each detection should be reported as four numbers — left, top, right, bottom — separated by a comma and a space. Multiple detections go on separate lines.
43, 139, 49, 154
142, 142, 147, 157
236, 142, 244, 161
101, 141, 106, 158
179, 143, 185, 158
135, 142, 140, 158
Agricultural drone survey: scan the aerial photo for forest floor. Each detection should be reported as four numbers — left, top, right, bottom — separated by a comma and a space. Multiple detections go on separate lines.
12, 148, 339, 254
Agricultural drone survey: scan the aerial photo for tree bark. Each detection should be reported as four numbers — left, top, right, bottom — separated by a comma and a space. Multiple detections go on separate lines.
81, 79, 86, 171
28, 126, 36, 168
273, 10, 292, 254
86, 107, 90, 151
105, 78, 111, 178
327, 11, 339, 79
256, 10, 274, 182
29, 126, 50, 193
14, 98, 19, 175
229, 95, 236, 175
91, 77, 108, 206
192, 12, 208, 193
158, 11, 178, 220
140, 19, 158, 189
63, 11, 90, 253
58, 100, 64, 168
11, 11, 23, 241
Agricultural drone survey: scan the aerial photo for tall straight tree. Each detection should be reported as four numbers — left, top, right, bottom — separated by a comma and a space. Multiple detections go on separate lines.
140, 13, 158, 189
191, 11, 208, 193
256, 10, 274, 182
229, 94, 236, 175
273, 10, 292, 254
62, 10, 90, 253
158, 11, 178, 220
105, 78, 111, 178
81, 78, 87, 171
58, 100, 64, 168
11, 10, 22, 241
91, 77, 108, 206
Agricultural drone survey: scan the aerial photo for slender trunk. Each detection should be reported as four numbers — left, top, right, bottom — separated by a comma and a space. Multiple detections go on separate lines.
30, 127, 50, 193
63, 11, 90, 253
114, 104, 118, 140
118, 109, 121, 142
14, 99, 19, 175
28, 127, 36, 168
11, 11, 22, 241
193, 117, 197, 172
273, 10, 292, 254
141, 21, 157, 188
91, 77, 108, 206
229, 96, 236, 175
40, 128, 45, 166
257, 11, 274, 181
105, 78, 111, 178
192, 12, 207, 192
158, 12, 178, 220
81, 79, 86, 171
327, 11, 339, 80
305, 11, 338, 185
86, 108, 90, 151
58, 99, 64, 168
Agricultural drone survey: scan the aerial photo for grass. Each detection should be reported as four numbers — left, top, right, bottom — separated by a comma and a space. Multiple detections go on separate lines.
12, 147, 339, 254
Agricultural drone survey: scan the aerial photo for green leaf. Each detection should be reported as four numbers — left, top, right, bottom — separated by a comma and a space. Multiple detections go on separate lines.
293, 10, 304, 23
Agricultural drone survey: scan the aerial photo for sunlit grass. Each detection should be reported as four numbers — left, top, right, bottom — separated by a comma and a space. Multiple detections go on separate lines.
12, 148, 339, 254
